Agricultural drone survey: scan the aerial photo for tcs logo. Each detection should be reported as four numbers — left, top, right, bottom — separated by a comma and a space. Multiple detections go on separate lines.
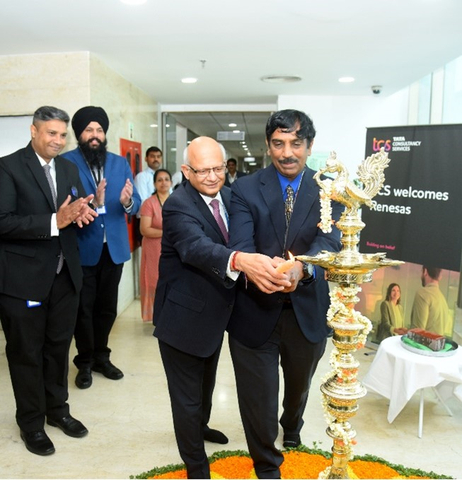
372, 138, 391, 152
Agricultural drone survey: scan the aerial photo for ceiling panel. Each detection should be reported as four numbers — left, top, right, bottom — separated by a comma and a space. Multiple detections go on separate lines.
170, 112, 272, 168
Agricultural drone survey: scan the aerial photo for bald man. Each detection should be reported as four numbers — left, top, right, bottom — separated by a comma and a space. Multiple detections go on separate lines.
153, 137, 290, 478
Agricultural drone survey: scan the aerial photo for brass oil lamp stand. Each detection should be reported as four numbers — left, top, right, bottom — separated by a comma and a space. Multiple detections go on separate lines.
297, 149, 402, 479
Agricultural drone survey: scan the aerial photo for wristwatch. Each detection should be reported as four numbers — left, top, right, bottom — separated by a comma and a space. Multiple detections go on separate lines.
301, 261, 314, 280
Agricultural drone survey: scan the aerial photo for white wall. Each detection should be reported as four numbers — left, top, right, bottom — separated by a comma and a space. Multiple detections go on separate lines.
0, 116, 32, 157
277, 89, 410, 173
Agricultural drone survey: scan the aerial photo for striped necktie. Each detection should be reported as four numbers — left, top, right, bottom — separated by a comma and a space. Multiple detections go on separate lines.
210, 199, 229, 242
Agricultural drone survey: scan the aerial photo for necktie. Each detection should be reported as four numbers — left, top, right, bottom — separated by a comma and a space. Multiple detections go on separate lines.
210, 199, 229, 242
43, 164, 57, 210
285, 185, 294, 226
43, 164, 64, 273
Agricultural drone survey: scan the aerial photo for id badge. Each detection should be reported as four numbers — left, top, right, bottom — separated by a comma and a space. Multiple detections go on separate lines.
97, 206, 107, 215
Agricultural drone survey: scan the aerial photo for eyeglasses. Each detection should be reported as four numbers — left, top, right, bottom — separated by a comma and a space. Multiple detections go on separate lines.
186, 164, 227, 178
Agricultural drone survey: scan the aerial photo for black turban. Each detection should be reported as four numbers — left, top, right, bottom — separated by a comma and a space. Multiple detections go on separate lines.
71, 106, 109, 140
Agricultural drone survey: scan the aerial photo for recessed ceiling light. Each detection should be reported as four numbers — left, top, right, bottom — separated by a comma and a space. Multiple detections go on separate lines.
232, 130, 240, 133
261, 75, 302, 83
150, 124, 158, 128
120, 0, 147, 5
229, 123, 237, 127
181, 77, 197, 84
338, 76, 355, 83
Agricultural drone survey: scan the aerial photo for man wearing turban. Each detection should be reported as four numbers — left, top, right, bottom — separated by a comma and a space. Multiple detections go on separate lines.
63, 106, 141, 390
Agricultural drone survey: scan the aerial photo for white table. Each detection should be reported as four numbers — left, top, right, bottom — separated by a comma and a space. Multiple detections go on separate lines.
362, 335, 462, 437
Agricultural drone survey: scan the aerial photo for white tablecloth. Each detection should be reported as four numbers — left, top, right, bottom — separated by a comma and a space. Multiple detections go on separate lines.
362, 335, 462, 423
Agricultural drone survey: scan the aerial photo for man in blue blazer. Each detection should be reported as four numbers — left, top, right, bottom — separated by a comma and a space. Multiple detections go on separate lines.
227, 109, 344, 479
63, 106, 141, 390
153, 136, 288, 478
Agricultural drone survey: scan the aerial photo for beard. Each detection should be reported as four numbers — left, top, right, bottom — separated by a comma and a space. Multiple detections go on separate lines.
78, 137, 108, 169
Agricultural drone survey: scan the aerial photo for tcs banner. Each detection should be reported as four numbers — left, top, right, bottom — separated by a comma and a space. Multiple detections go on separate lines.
360, 124, 462, 272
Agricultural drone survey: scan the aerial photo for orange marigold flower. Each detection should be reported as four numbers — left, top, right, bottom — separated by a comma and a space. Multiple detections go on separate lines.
211, 456, 254, 479
150, 470, 187, 478
146, 451, 438, 479
280, 451, 330, 479
349, 459, 399, 479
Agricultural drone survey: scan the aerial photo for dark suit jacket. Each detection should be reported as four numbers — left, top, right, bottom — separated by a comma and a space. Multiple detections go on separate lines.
224, 170, 246, 187
0, 143, 85, 300
153, 181, 235, 357
227, 164, 343, 347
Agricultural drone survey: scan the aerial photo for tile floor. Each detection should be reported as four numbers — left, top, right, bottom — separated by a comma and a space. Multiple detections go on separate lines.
0, 299, 461, 479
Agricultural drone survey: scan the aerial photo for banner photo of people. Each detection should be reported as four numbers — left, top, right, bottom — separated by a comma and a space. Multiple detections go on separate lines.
357, 124, 462, 344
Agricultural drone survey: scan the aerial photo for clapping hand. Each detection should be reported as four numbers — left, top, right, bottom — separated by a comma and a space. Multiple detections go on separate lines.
57, 194, 98, 229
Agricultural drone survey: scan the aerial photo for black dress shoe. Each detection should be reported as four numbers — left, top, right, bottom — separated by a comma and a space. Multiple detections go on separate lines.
75, 367, 92, 389
204, 427, 229, 444
20, 429, 55, 456
92, 361, 124, 380
47, 415, 88, 438
283, 433, 301, 449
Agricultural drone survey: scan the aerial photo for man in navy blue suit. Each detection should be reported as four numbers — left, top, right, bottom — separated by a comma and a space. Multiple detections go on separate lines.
153, 136, 291, 478
63, 106, 141, 390
227, 109, 344, 479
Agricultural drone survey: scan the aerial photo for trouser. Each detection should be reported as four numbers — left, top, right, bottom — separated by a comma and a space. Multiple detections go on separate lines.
0, 263, 78, 431
73, 244, 123, 369
159, 339, 222, 479
229, 307, 327, 479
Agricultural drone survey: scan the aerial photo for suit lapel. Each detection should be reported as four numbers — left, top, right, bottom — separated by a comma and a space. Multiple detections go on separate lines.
260, 165, 286, 253
75, 148, 96, 192
260, 165, 319, 254
221, 186, 231, 215
185, 182, 228, 244
24, 144, 56, 212
55, 156, 77, 206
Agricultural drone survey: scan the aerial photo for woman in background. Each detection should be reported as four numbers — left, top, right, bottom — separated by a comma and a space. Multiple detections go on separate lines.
139, 169, 172, 322
376, 282, 406, 342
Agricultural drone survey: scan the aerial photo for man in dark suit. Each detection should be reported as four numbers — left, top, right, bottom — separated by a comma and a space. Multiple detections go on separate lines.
223, 157, 246, 187
227, 109, 344, 478
0, 106, 97, 456
153, 136, 286, 478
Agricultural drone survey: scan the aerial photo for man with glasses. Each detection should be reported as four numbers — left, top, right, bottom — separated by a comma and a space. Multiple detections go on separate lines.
153, 136, 290, 478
